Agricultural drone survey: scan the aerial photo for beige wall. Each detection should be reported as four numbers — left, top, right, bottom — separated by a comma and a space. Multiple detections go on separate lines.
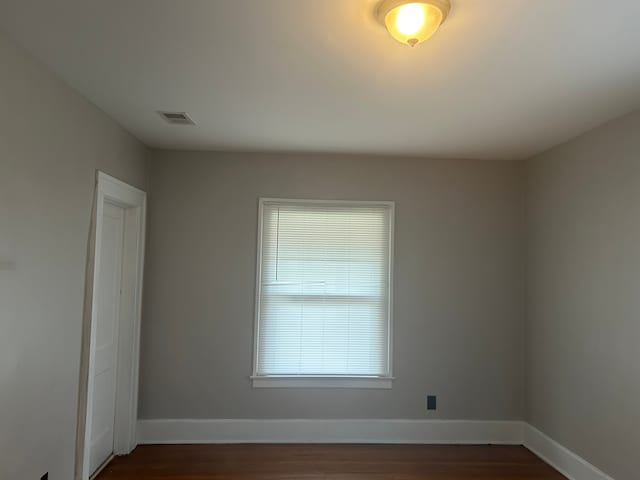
139, 151, 526, 420
0, 33, 149, 480
526, 111, 640, 480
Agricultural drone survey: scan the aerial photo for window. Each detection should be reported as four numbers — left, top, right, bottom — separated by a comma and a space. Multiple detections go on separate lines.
252, 198, 394, 388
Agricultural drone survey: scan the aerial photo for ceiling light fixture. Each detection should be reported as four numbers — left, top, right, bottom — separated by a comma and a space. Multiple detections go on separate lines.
376, 0, 451, 47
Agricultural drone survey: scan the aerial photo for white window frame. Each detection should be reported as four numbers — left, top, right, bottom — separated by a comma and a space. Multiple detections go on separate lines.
251, 198, 395, 389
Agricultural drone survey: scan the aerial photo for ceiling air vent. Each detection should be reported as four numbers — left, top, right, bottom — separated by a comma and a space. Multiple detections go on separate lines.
158, 111, 195, 125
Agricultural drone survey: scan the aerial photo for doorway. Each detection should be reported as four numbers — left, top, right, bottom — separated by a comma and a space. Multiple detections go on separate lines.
76, 172, 146, 480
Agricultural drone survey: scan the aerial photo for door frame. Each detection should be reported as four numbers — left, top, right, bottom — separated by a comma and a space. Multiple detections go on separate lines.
76, 171, 146, 480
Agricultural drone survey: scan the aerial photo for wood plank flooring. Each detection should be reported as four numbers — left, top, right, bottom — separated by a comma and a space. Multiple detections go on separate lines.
96, 444, 566, 479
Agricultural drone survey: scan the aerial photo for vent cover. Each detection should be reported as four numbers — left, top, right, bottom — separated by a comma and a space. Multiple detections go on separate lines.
158, 111, 195, 125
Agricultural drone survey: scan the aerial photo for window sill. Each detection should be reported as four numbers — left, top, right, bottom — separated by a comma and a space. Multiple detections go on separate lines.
250, 376, 394, 389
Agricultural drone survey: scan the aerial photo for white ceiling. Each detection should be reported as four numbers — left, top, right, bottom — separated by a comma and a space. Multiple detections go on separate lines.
1, 0, 640, 159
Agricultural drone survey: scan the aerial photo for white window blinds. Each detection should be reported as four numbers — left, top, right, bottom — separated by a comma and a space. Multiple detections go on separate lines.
254, 199, 393, 378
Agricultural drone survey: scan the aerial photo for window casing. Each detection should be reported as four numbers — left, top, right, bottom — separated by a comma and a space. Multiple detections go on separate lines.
252, 198, 394, 388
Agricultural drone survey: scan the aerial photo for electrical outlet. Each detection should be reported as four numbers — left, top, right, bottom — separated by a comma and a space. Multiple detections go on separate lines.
41, 474, 48, 480
427, 395, 437, 410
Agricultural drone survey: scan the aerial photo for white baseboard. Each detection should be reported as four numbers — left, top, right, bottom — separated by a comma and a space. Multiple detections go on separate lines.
136, 419, 616, 479
137, 419, 524, 445
523, 424, 614, 480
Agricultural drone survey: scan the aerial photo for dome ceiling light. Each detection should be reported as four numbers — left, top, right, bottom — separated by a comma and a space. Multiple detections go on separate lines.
376, 0, 451, 47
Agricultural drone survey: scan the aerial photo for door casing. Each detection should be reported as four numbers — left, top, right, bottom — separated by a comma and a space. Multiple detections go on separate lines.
75, 171, 146, 480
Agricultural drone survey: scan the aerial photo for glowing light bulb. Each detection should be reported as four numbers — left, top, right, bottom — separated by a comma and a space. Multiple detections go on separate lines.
396, 3, 425, 35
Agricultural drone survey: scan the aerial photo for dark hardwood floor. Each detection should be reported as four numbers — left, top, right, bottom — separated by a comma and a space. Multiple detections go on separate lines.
96, 444, 566, 479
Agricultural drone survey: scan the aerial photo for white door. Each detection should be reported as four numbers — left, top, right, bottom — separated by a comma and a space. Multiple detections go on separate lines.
89, 202, 125, 475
